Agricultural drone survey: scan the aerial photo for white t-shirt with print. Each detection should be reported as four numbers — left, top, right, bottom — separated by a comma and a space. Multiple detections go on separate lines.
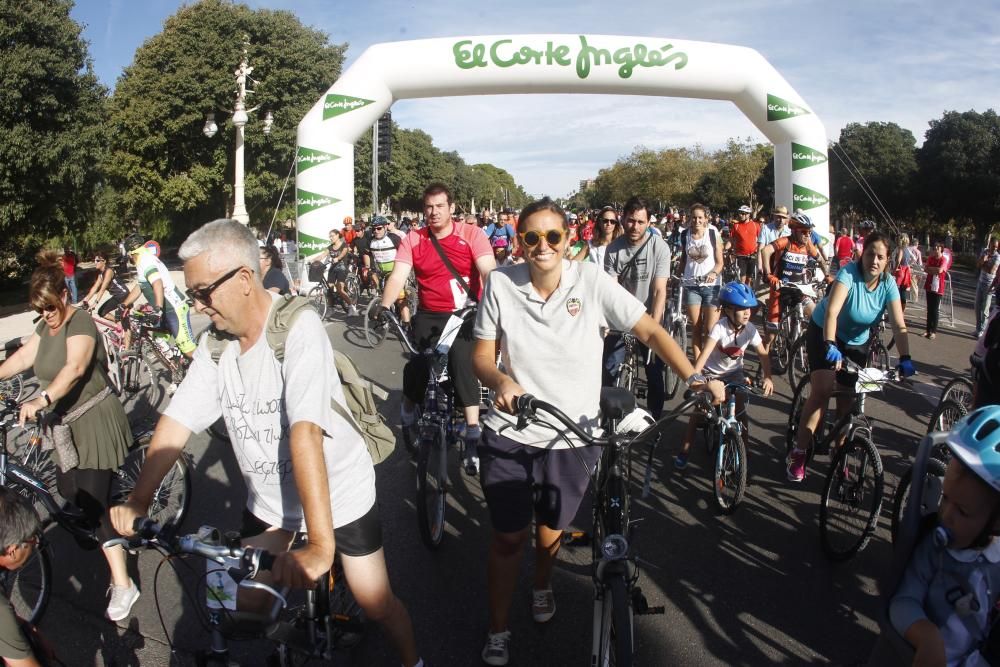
164, 294, 376, 531
703, 318, 762, 378
682, 231, 719, 286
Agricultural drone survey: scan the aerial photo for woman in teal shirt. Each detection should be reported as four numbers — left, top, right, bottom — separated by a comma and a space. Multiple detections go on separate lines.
787, 231, 914, 482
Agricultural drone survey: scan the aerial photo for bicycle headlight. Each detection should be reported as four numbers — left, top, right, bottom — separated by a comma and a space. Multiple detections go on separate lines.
601, 534, 629, 561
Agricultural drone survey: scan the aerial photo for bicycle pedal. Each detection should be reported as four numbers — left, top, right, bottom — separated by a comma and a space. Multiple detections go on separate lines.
561, 530, 590, 546
636, 605, 666, 616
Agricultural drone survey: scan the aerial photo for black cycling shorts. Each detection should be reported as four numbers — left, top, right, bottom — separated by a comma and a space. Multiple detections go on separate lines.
804, 321, 870, 387
240, 502, 383, 557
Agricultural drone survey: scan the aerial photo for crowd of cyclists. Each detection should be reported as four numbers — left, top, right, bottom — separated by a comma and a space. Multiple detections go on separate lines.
2, 178, 997, 667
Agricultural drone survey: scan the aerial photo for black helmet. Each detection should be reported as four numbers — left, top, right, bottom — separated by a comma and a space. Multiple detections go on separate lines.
859, 219, 876, 230
124, 233, 146, 254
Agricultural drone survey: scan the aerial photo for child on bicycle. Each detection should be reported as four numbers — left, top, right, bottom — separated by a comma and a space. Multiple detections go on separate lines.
674, 281, 773, 469
890, 406, 1000, 667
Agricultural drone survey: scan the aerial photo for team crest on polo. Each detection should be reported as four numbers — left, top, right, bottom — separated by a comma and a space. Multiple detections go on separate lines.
567, 298, 582, 317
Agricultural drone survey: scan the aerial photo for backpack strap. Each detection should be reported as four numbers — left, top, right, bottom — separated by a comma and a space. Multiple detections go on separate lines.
265, 294, 314, 362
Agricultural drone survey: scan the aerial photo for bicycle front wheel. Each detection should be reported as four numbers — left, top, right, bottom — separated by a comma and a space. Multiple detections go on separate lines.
770, 331, 790, 375
0, 372, 24, 402
868, 341, 891, 372
594, 573, 634, 667
322, 560, 366, 651
0, 544, 50, 625
13, 431, 60, 521
308, 285, 329, 320
120, 351, 162, 427
363, 296, 389, 348
714, 428, 748, 514
664, 320, 686, 399
344, 275, 361, 312
111, 443, 192, 529
787, 335, 810, 389
819, 434, 884, 561
891, 456, 948, 545
940, 377, 974, 412
928, 398, 968, 435
415, 425, 448, 549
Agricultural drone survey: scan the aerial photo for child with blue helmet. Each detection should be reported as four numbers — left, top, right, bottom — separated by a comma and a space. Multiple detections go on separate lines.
674, 282, 774, 469
891, 406, 1000, 666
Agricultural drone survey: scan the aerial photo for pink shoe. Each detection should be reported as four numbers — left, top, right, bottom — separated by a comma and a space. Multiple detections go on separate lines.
786, 448, 807, 483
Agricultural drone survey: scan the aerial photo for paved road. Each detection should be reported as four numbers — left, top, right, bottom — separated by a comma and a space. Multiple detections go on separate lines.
20, 272, 979, 666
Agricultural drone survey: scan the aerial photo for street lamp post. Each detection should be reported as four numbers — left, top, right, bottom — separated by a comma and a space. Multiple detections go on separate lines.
203, 39, 273, 226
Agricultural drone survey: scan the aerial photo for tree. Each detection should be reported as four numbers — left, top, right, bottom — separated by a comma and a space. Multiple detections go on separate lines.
105, 0, 346, 242
694, 139, 771, 213
0, 0, 107, 271
829, 122, 918, 226
917, 110, 1000, 244
590, 146, 712, 210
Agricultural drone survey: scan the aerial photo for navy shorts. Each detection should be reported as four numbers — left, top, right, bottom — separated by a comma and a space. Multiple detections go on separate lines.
479, 427, 602, 533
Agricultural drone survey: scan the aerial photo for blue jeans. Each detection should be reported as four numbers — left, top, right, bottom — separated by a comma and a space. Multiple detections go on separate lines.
976, 280, 993, 332
601, 334, 665, 419
64, 276, 78, 303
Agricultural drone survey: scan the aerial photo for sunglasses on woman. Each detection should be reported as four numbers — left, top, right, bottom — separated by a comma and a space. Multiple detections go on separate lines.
519, 229, 566, 249
32, 303, 58, 315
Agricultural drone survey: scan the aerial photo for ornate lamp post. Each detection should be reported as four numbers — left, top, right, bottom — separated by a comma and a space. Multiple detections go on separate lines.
203, 39, 273, 225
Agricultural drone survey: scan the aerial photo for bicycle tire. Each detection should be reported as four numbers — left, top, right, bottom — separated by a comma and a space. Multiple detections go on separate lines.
785, 375, 811, 459
786, 334, 810, 389
323, 560, 366, 650
415, 424, 448, 549
308, 285, 329, 320
594, 573, 633, 667
13, 431, 61, 521
0, 543, 50, 625
940, 377, 974, 413
664, 320, 686, 399
890, 456, 948, 545
869, 341, 891, 372
363, 295, 389, 348
0, 373, 24, 402
819, 434, 884, 561
927, 399, 968, 435
343, 275, 361, 312
111, 443, 192, 529
770, 330, 790, 375
120, 351, 162, 427
714, 428, 748, 514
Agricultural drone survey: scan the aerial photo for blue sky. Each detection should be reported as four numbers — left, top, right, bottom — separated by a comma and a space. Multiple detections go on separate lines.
71, 0, 1000, 198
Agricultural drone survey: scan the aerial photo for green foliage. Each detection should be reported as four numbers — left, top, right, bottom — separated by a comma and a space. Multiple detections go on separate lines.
354, 121, 529, 215
589, 146, 714, 211
917, 110, 1000, 242
693, 139, 772, 213
0, 0, 107, 266
829, 122, 917, 222
104, 0, 344, 243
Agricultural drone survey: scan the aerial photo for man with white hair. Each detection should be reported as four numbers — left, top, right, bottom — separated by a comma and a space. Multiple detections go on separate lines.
111, 219, 424, 667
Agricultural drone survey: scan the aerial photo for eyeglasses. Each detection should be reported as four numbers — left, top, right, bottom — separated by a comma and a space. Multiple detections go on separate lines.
94, 258, 106, 263
374, 226, 385, 230
32, 303, 58, 315
185, 266, 244, 308
519, 229, 566, 248
601, 218, 618, 224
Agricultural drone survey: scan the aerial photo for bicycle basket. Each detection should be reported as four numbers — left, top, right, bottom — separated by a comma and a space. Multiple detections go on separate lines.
308, 261, 326, 282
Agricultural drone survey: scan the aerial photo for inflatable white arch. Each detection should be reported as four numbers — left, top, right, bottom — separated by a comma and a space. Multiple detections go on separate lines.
295, 34, 829, 253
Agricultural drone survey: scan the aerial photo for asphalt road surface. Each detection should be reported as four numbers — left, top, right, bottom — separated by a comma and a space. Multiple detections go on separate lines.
28, 274, 979, 666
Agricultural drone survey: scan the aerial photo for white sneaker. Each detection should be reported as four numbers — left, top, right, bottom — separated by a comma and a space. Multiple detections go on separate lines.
482, 630, 511, 666
348, 305, 359, 317
107, 579, 140, 621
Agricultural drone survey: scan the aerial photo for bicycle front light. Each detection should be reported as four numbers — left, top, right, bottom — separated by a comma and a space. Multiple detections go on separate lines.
601, 534, 629, 561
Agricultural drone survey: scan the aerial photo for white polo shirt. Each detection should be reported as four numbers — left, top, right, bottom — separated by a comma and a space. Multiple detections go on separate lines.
475, 260, 646, 449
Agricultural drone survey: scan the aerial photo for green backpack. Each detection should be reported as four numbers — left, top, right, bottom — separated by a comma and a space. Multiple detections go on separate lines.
203, 295, 396, 465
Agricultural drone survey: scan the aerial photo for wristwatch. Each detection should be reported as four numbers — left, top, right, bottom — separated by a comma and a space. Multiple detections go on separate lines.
685, 373, 708, 388
40, 390, 52, 406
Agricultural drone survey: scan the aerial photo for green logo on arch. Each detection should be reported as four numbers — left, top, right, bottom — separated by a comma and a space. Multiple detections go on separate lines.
792, 184, 829, 210
323, 94, 374, 120
792, 143, 828, 171
767, 94, 810, 121
297, 188, 340, 217
297, 147, 339, 173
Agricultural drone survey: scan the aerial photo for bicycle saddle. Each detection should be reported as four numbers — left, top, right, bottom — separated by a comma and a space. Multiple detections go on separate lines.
600, 387, 636, 421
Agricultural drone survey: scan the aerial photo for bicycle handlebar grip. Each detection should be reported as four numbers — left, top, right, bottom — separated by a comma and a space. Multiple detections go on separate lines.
514, 394, 534, 431
256, 550, 275, 573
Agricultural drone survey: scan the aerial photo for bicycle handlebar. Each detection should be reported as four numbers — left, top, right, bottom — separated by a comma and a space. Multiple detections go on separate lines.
513, 392, 712, 448
104, 518, 275, 580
